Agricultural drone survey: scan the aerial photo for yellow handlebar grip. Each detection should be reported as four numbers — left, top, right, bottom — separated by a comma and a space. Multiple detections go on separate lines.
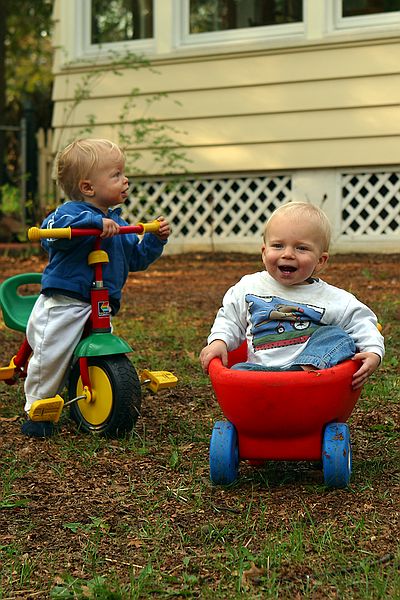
139, 220, 161, 234
27, 227, 42, 242
28, 227, 72, 241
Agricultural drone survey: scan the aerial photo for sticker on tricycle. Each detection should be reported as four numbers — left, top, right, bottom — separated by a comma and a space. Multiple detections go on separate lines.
97, 300, 110, 317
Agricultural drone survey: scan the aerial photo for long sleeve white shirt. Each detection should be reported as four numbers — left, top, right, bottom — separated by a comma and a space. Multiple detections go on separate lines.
208, 271, 385, 369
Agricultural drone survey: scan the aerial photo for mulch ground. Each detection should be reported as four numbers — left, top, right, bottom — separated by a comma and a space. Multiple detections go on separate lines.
0, 249, 399, 597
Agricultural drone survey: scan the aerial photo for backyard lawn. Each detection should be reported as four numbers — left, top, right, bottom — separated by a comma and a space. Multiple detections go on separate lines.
0, 250, 399, 599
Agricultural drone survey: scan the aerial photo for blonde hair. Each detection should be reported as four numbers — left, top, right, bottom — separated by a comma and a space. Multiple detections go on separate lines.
54, 138, 125, 200
264, 201, 331, 252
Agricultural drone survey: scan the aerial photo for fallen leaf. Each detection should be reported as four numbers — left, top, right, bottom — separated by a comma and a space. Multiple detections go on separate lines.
242, 562, 266, 588
127, 539, 143, 548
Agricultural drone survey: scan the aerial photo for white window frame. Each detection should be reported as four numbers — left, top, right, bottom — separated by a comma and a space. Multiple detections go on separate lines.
60, 0, 155, 64
59, 0, 400, 65
331, 0, 400, 32
173, 0, 305, 50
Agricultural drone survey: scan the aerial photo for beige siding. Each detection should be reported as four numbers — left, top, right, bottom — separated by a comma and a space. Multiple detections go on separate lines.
53, 104, 400, 144
53, 42, 400, 95
51, 6, 400, 175
53, 74, 400, 122
107, 137, 400, 174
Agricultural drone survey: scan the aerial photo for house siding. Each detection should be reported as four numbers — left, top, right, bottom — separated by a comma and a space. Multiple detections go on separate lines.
52, 38, 400, 173
49, 1, 400, 253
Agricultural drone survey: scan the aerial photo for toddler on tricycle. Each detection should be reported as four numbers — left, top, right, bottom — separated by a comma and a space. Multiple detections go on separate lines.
0, 138, 176, 438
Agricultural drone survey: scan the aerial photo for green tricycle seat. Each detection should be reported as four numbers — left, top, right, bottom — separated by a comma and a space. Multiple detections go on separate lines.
0, 273, 42, 332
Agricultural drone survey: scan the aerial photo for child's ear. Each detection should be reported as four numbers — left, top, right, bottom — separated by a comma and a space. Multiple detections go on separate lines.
79, 179, 94, 197
261, 243, 268, 269
315, 252, 329, 273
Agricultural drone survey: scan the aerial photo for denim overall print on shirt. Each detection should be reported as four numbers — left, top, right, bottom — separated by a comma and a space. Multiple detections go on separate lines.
231, 294, 356, 372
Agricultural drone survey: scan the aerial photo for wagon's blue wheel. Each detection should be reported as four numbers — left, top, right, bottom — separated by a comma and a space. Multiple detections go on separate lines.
209, 421, 239, 485
322, 423, 352, 488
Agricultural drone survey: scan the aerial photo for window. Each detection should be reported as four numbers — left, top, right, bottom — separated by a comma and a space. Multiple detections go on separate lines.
63, 1, 400, 64
189, 0, 303, 34
333, 0, 400, 29
342, 0, 400, 17
91, 0, 153, 44
178, 0, 304, 47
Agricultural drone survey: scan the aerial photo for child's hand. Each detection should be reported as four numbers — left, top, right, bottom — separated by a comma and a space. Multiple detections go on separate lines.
199, 340, 228, 374
101, 218, 120, 238
351, 352, 381, 389
154, 216, 170, 241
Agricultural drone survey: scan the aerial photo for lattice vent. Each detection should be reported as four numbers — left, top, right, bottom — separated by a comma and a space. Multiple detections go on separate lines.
341, 172, 400, 236
123, 175, 292, 239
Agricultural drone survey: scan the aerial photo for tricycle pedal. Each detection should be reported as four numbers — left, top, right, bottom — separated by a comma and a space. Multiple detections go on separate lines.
29, 395, 64, 423
0, 356, 17, 380
140, 369, 178, 393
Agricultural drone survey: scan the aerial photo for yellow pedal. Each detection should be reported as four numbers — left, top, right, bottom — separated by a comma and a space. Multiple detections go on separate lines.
140, 370, 178, 393
0, 356, 16, 380
29, 395, 64, 423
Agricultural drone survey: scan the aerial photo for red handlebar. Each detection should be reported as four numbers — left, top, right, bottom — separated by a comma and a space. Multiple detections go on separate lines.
28, 220, 160, 242
66, 225, 145, 237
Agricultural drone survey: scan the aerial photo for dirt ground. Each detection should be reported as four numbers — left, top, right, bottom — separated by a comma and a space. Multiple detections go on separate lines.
0, 248, 396, 315
0, 249, 399, 597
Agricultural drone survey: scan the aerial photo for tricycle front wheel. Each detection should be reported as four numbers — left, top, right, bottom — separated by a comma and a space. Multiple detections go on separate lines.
209, 420, 239, 485
68, 354, 141, 437
322, 423, 352, 488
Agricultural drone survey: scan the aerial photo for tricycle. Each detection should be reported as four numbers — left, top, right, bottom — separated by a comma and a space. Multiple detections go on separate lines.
208, 343, 364, 489
0, 221, 177, 437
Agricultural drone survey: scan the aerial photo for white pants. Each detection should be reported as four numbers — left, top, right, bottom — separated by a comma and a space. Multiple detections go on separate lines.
24, 294, 91, 413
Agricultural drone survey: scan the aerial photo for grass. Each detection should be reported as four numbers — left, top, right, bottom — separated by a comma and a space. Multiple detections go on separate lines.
0, 295, 399, 598
115, 305, 207, 386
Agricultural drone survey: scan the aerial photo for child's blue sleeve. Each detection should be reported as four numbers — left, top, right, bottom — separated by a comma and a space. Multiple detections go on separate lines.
43, 205, 104, 230
41, 204, 104, 251
128, 233, 166, 272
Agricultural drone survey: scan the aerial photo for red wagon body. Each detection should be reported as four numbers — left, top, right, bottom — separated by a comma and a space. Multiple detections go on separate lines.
208, 343, 362, 464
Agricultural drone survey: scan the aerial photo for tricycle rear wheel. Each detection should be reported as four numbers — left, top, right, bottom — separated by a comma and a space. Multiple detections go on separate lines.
68, 355, 141, 437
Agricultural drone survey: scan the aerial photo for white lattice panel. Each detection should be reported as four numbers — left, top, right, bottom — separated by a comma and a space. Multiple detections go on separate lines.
123, 175, 292, 240
341, 172, 400, 236
122, 169, 400, 253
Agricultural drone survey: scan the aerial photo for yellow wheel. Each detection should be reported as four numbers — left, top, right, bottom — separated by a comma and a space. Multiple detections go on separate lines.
68, 355, 141, 436
75, 365, 113, 426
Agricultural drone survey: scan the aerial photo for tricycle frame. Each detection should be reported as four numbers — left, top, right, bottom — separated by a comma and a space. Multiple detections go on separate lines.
0, 221, 177, 436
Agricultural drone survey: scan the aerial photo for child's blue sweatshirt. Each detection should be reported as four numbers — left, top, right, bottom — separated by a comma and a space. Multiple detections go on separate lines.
40, 201, 166, 314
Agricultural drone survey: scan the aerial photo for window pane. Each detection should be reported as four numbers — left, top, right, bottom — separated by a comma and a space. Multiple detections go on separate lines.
91, 0, 153, 43
189, 0, 303, 33
342, 0, 400, 17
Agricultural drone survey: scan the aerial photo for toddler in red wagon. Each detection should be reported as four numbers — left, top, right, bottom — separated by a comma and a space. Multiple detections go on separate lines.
200, 201, 384, 388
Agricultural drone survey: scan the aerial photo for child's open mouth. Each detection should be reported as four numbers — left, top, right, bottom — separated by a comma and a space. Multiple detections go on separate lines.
279, 265, 297, 273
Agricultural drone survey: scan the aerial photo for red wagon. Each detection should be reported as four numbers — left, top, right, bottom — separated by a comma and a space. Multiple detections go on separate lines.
208, 343, 362, 488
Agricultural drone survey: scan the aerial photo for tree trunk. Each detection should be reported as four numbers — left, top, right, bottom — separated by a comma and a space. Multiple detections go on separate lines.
0, 0, 7, 187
